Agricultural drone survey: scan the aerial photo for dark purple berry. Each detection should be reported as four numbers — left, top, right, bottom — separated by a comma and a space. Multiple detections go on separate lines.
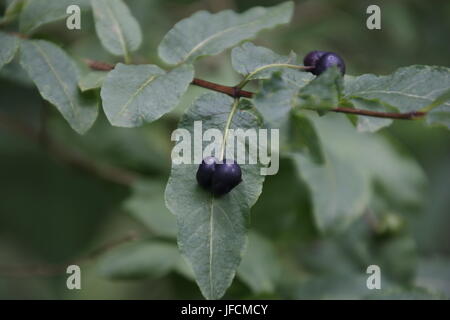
211, 160, 242, 196
313, 52, 346, 76
196, 156, 217, 189
303, 50, 326, 69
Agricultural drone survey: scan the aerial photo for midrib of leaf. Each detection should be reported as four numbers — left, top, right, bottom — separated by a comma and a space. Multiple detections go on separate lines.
238, 61, 301, 88
103, 1, 129, 60
32, 42, 78, 118
183, 12, 278, 63
219, 98, 239, 160
115, 75, 157, 120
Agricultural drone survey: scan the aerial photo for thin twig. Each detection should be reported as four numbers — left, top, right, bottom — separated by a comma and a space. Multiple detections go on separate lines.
0, 113, 139, 186
0, 232, 140, 277
85, 59, 428, 119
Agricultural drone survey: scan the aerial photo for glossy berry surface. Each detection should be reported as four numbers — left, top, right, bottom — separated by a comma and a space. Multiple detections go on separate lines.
196, 156, 217, 189
303, 50, 326, 69
211, 160, 242, 196
313, 52, 346, 76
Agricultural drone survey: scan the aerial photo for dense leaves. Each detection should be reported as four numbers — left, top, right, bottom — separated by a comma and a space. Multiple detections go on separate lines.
1, 0, 450, 301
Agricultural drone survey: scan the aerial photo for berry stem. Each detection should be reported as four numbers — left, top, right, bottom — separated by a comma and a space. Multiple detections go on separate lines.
236, 63, 312, 89
85, 59, 428, 120
219, 98, 240, 161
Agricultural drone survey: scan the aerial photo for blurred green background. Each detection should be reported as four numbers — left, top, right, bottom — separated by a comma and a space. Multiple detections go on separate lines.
0, 0, 449, 299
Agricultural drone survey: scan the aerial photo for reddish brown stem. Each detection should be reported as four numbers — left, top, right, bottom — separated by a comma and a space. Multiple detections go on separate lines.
331, 107, 426, 120
85, 59, 427, 120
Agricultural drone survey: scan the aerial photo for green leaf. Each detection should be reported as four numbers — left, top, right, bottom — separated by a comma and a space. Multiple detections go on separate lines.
165, 93, 265, 299
19, 0, 89, 34
91, 0, 142, 59
158, 1, 294, 65
254, 70, 313, 128
287, 111, 324, 164
0, 0, 26, 25
292, 113, 426, 233
100, 63, 194, 127
292, 145, 370, 232
125, 180, 177, 238
344, 65, 450, 129
237, 232, 281, 294
231, 42, 296, 81
0, 32, 19, 71
78, 71, 107, 92
20, 40, 98, 134
97, 240, 181, 279
316, 114, 426, 208
293, 66, 343, 111
424, 89, 450, 129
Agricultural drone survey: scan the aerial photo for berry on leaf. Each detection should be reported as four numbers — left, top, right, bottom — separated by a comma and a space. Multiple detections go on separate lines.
196, 156, 217, 189
211, 160, 242, 196
313, 52, 346, 76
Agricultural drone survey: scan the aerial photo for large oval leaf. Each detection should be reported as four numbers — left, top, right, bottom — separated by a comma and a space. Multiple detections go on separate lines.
165, 93, 265, 299
158, 1, 293, 65
100, 63, 194, 127
20, 40, 98, 134
91, 0, 142, 58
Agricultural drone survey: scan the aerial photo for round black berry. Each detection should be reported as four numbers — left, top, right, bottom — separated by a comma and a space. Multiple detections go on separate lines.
211, 160, 242, 196
196, 156, 217, 189
303, 50, 326, 69
313, 52, 346, 76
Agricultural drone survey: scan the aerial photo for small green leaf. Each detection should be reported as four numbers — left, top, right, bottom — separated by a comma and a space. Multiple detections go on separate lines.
231, 42, 296, 81
125, 180, 177, 238
20, 40, 98, 134
101, 63, 194, 127
19, 0, 89, 34
237, 232, 281, 294
78, 71, 107, 92
97, 241, 181, 279
424, 89, 450, 129
165, 93, 265, 299
254, 70, 313, 128
293, 67, 343, 111
91, 0, 142, 59
0, 32, 19, 71
158, 1, 294, 65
